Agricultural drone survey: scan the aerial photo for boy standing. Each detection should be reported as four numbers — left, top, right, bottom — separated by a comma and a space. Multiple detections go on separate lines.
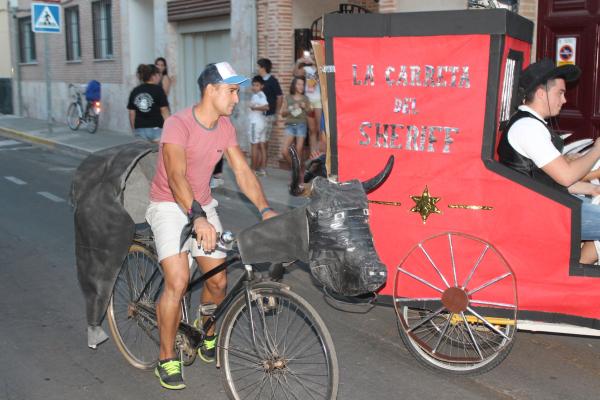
248, 76, 269, 175
257, 58, 283, 172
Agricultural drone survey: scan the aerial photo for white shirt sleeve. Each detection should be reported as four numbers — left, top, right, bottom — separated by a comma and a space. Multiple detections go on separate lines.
258, 92, 269, 106
507, 118, 561, 168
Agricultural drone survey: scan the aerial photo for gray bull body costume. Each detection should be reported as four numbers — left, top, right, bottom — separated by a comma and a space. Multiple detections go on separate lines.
71, 142, 156, 347
71, 142, 391, 347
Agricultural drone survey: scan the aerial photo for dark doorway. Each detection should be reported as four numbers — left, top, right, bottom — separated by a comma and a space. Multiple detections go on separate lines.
0, 79, 13, 114
537, 0, 600, 140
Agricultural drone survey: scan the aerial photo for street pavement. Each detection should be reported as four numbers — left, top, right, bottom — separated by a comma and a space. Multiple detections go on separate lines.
1, 116, 600, 399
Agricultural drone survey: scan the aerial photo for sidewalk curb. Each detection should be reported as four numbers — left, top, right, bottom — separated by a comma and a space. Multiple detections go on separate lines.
0, 126, 57, 149
0, 126, 93, 157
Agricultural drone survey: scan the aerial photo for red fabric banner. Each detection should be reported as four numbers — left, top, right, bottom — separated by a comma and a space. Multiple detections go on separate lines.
332, 35, 599, 320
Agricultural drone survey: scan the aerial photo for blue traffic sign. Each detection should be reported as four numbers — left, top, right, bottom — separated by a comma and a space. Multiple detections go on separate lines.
32, 2, 61, 33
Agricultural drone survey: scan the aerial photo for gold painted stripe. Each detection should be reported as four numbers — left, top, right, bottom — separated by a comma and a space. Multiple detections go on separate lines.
447, 204, 493, 211
368, 200, 402, 206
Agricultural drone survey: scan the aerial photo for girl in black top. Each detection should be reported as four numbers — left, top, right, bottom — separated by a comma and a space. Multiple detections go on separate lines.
127, 64, 170, 142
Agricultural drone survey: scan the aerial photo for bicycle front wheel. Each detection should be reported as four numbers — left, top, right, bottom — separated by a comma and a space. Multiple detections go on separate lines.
219, 284, 339, 400
66, 103, 81, 130
107, 244, 162, 370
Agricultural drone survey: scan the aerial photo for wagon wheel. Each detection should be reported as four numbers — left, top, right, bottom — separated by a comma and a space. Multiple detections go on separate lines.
393, 232, 517, 375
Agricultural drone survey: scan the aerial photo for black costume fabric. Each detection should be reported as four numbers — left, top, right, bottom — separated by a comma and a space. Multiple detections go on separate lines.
307, 177, 387, 296
70, 142, 156, 327
237, 206, 309, 265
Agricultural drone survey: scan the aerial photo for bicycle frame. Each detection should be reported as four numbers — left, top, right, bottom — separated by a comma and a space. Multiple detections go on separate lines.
132, 243, 274, 353
109, 228, 338, 398
69, 85, 83, 110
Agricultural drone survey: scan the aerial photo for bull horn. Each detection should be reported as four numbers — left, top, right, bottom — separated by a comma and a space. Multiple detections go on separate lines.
361, 155, 394, 194
289, 146, 307, 196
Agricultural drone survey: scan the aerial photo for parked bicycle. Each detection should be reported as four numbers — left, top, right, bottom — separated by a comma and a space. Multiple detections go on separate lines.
106, 224, 339, 399
67, 82, 101, 134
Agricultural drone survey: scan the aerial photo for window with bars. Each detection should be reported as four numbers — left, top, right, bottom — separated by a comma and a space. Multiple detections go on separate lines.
18, 17, 36, 63
65, 6, 81, 61
92, 0, 113, 59
499, 50, 523, 123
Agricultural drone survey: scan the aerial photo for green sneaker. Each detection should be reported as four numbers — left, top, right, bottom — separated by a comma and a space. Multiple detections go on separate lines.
154, 358, 185, 390
198, 334, 217, 363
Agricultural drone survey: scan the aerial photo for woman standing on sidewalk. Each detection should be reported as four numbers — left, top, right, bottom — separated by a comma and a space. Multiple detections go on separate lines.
127, 64, 170, 143
280, 77, 311, 175
155, 57, 172, 96
293, 50, 323, 156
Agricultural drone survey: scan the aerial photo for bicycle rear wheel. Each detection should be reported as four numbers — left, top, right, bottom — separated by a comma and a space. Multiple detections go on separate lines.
66, 103, 81, 130
107, 244, 162, 370
86, 111, 98, 133
219, 284, 339, 400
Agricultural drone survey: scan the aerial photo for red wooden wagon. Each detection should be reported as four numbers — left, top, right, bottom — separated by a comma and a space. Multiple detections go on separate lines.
318, 9, 600, 374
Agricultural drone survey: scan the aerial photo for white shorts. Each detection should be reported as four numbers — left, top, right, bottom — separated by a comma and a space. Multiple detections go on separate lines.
145, 199, 226, 262
248, 120, 267, 144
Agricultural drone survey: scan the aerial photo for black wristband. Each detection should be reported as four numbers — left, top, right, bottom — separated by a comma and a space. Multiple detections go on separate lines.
188, 200, 207, 221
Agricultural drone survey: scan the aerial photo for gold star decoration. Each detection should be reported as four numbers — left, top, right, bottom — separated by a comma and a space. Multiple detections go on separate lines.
410, 186, 441, 223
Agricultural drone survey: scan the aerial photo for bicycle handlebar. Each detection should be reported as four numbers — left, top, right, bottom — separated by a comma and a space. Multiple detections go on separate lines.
220, 231, 235, 245
191, 230, 235, 253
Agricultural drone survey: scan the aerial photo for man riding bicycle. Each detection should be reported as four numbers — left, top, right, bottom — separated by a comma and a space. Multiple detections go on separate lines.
145, 61, 277, 390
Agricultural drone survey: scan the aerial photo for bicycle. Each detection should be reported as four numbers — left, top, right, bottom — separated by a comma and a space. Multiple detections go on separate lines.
67, 83, 100, 134
106, 223, 339, 399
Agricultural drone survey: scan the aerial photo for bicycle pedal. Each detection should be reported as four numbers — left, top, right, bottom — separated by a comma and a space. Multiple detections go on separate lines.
198, 303, 217, 316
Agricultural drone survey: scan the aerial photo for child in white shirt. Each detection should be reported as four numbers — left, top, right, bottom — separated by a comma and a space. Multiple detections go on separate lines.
248, 76, 269, 175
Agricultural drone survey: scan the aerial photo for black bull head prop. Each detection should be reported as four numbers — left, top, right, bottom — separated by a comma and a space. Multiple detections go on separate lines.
237, 148, 394, 296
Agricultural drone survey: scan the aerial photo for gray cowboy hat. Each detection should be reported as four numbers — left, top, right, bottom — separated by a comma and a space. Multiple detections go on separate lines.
519, 58, 581, 95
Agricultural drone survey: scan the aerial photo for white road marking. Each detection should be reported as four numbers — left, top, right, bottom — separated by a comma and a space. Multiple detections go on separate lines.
0, 140, 20, 147
37, 192, 65, 203
4, 176, 27, 185
0, 146, 32, 152
48, 167, 76, 173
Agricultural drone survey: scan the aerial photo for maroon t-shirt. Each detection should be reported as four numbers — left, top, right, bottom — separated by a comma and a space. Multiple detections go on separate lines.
150, 107, 238, 205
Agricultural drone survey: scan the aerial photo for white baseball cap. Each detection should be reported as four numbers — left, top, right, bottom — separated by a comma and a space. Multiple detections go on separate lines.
198, 61, 249, 88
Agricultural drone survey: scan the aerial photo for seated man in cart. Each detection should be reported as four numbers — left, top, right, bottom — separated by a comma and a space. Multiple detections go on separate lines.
146, 62, 277, 390
498, 59, 600, 264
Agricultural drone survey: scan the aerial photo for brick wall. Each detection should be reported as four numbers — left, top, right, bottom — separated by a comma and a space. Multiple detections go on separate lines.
16, 0, 122, 84
377, 0, 398, 13
257, 0, 294, 167
11, 0, 130, 131
518, 0, 538, 60
353, 0, 381, 12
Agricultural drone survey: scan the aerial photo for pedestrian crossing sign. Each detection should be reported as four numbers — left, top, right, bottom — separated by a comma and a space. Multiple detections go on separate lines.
32, 2, 61, 33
